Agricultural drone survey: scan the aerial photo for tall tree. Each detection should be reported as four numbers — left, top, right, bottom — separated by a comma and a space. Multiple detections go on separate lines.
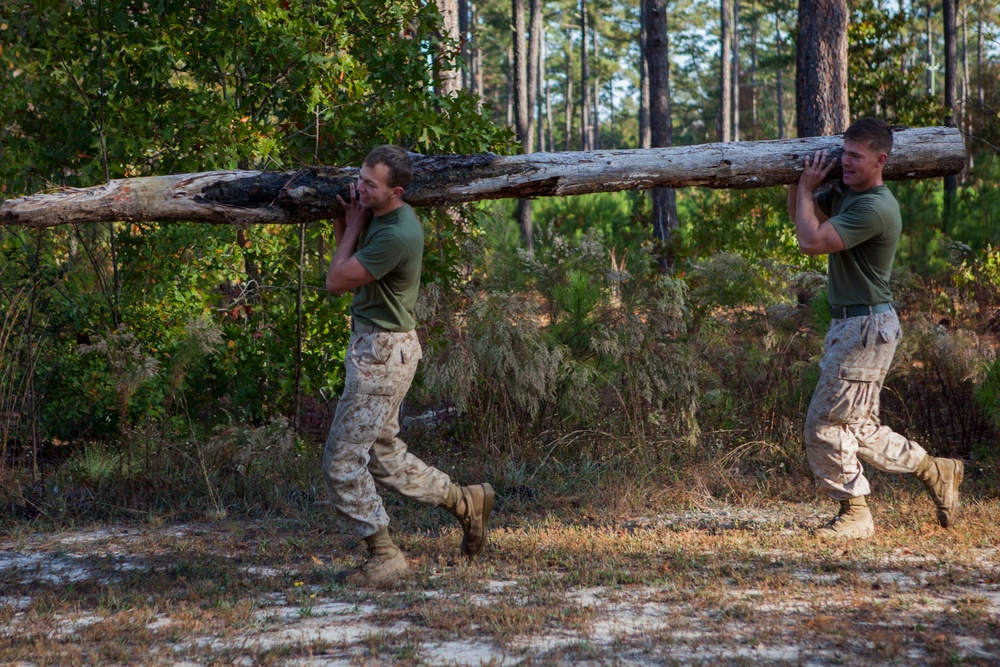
473, 3, 485, 104
592, 24, 601, 149
961, 0, 972, 173
749, 1, 758, 137
527, 0, 542, 152
976, 2, 984, 109
643, 0, 678, 271
774, 8, 786, 139
565, 45, 575, 150
438, 0, 462, 96
460, 0, 471, 90
943, 0, 958, 219
540, 23, 551, 152
512, 0, 534, 251
926, 3, 936, 96
580, 0, 593, 151
796, 0, 849, 137
640, 0, 652, 148
732, 0, 741, 140
719, 0, 733, 141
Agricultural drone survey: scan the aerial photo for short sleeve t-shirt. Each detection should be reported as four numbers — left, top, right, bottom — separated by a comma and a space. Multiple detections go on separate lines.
351, 203, 424, 332
817, 184, 901, 307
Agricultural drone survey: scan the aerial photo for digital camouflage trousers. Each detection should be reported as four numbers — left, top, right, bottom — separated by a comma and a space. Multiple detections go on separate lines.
323, 330, 453, 537
805, 308, 927, 500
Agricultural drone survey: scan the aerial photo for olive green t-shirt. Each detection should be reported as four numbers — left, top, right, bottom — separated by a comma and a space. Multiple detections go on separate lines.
351, 203, 424, 332
818, 184, 901, 307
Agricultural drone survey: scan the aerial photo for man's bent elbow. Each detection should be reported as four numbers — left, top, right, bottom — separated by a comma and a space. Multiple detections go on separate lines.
326, 278, 347, 296
797, 242, 826, 256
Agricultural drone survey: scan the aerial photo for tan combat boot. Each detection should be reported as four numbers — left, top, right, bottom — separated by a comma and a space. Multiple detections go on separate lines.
814, 496, 874, 540
442, 483, 495, 559
334, 527, 408, 585
914, 455, 963, 528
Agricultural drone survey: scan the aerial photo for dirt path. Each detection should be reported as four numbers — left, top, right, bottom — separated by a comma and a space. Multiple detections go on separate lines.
2, 502, 998, 665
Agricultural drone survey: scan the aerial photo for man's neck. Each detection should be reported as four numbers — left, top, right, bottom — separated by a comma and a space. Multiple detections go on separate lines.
849, 174, 884, 192
371, 199, 405, 218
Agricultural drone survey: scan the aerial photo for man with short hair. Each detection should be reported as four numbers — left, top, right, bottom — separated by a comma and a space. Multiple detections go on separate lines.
325, 145, 494, 583
788, 118, 963, 539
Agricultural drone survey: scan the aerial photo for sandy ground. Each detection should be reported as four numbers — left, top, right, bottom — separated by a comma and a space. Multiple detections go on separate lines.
1, 505, 999, 666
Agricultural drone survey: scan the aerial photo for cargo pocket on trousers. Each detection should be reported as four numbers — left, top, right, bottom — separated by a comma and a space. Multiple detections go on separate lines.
348, 334, 395, 395
826, 364, 883, 424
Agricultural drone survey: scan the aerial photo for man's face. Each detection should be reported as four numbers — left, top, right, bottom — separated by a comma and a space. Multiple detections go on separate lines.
841, 139, 886, 191
356, 162, 401, 214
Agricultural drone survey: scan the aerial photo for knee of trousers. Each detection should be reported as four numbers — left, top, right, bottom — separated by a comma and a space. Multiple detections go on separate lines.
803, 412, 850, 460
322, 441, 370, 483
803, 410, 826, 448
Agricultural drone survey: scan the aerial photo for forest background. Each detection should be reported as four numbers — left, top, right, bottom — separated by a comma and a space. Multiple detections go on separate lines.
1, 0, 1000, 523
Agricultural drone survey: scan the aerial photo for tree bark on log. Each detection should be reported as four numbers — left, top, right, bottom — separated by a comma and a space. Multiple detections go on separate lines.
0, 126, 965, 229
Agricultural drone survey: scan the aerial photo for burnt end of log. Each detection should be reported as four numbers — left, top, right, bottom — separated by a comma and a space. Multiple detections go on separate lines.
195, 173, 291, 209
195, 169, 359, 219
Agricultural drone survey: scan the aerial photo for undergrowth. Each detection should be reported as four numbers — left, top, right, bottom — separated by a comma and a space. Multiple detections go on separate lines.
3, 210, 1000, 526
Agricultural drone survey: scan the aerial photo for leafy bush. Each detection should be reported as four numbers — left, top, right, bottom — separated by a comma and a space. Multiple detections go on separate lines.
416, 211, 698, 460
887, 315, 997, 457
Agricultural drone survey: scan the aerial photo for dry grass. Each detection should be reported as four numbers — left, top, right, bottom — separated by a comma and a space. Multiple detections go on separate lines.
1, 478, 998, 666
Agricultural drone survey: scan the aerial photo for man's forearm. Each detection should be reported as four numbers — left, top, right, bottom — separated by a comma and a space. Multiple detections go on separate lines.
795, 185, 823, 253
332, 216, 347, 245
328, 226, 361, 279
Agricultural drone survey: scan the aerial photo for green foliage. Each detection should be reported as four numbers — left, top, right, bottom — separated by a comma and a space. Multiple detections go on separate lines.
889, 315, 997, 457
531, 191, 651, 259
975, 359, 1000, 431
418, 211, 698, 448
847, 2, 948, 127
677, 187, 823, 269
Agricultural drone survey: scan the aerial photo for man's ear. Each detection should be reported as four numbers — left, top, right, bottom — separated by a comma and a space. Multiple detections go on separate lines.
877, 153, 888, 167
392, 186, 404, 199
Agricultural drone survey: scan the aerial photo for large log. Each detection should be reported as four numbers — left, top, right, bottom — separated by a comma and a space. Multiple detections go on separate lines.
0, 126, 964, 228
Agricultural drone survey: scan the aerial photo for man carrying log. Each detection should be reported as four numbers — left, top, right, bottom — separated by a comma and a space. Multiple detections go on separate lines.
788, 118, 964, 539
324, 145, 494, 583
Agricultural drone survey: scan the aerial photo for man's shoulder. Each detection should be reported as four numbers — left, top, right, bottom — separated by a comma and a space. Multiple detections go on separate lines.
842, 186, 897, 213
390, 204, 424, 241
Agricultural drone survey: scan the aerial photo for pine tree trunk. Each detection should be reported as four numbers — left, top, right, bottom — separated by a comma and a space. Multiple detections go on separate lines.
639, 0, 652, 149
977, 4, 984, 108
526, 0, 541, 153
750, 4, 758, 137
732, 0, 740, 141
961, 1, 973, 173
580, 0, 592, 151
459, 0, 470, 90
943, 0, 958, 221
775, 11, 785, 139
544, 31, 555, 152
564, 46, 574, 151
472, 2, 484, 106
512, 0, 533, 251
592, 26, 600, 150
926, 3, 935, 96
644, 0, 678, 272
437, 0, 461, 96
719, 0, 733, 142
796, 0, 849, 137
537, 22, 546, 153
